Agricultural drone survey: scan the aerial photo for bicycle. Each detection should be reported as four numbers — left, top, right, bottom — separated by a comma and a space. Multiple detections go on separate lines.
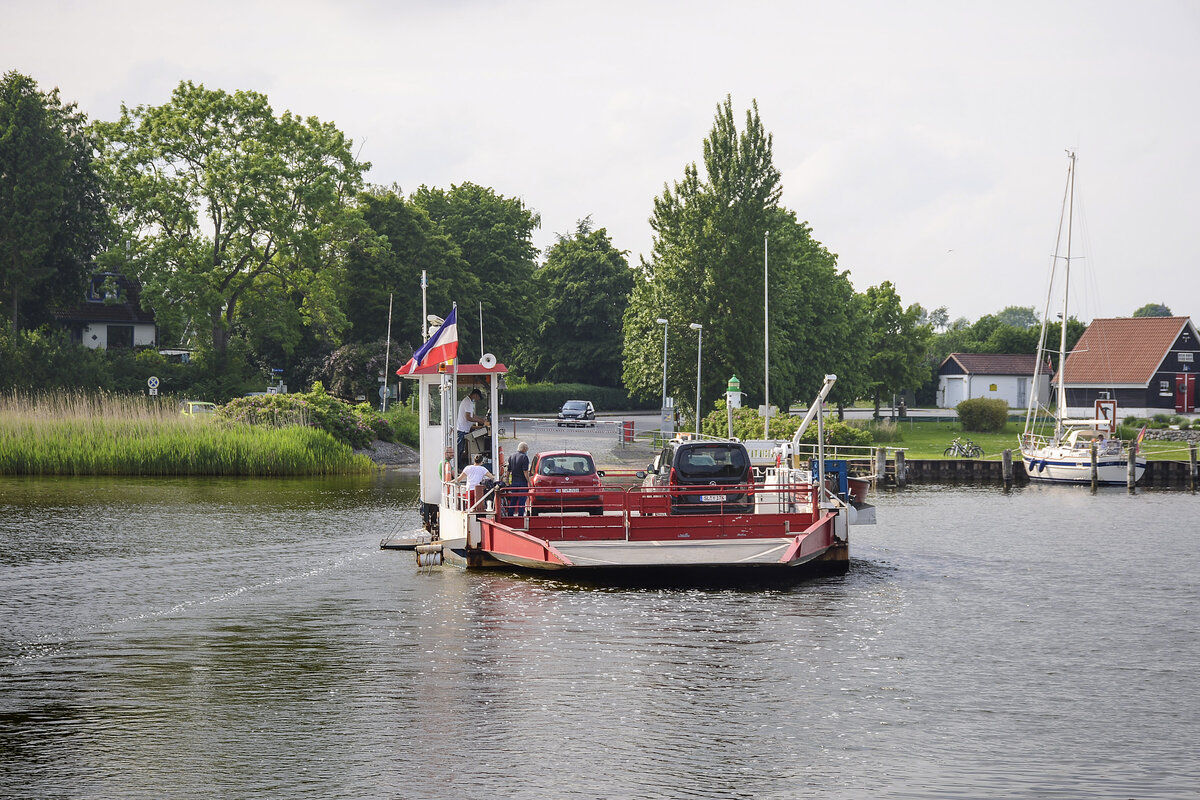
944, 437, 984, 458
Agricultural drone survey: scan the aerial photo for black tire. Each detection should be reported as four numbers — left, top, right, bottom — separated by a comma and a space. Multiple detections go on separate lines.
970, 446, 984, 458
944, 447, 956, 457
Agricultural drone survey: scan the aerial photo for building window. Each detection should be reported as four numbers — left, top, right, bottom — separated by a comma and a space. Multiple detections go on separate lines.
1179, 352, 1194, 363
1160, 380, 1172, 396
107, 325, 134, 349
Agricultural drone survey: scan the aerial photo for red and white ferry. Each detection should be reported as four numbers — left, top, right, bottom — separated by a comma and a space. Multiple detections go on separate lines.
386, 358, 873, 582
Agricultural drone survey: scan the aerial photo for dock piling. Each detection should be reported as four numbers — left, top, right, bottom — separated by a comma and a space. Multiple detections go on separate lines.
1128, 442, 1138, 493
1090, 441, 1098, 493
1002, 449, 1013, 488
875, 447, 887, 484
895, 450, 907, 488
1191, 442, 1197, 493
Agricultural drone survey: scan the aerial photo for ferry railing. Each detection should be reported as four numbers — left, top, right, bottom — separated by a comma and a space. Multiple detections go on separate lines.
495, 482, 822, 542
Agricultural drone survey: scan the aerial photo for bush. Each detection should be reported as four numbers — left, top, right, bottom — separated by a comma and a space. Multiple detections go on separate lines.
700, 402, 872, 446
956, 397, 1009, 432
218, 382, 392, 449
502, 382, 657, 413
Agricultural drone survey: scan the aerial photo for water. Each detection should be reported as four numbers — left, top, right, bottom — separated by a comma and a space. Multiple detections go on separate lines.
1, 476, 1196, 799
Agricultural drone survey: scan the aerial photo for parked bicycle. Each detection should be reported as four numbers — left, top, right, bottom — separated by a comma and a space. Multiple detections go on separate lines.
944, 437, 984, 458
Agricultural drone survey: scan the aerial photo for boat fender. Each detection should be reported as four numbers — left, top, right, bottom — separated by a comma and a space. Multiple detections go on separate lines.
415, 543, 443, 568
498, 445, 505, 477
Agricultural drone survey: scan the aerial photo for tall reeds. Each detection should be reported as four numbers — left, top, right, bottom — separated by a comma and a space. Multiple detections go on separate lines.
0, 391, 375, 476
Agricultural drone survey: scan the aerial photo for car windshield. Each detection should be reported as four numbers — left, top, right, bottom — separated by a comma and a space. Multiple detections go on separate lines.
563, 401, 587, 411
538, 455, 595, 476
676, 445, 747, 479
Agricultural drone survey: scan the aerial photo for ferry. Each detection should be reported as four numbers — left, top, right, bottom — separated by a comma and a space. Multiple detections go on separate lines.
383, 356, 874, 582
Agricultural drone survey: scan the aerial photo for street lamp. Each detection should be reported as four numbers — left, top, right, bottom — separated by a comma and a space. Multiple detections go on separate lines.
656, 318, 669, 414
689, 322, 703, 436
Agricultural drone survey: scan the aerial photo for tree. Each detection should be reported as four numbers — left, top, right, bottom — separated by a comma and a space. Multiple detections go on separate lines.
1132, 302, 1172, 317
345, 187, 477, 349
518, 217, 632, 386
0, 71, 107, 330
623, 96, 856, 417
994, 305, 1039, 329
94, 81, 370, 361
411, 182, 539, 365
861, 281, 930, 418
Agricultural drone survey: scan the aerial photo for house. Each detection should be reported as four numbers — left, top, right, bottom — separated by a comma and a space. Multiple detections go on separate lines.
937, 353, 1051, 409
1060, 316, 1199, 417
54, 272, 156, 350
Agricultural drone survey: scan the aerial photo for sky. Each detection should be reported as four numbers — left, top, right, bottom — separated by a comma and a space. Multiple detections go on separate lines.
5, 0, 1198, 324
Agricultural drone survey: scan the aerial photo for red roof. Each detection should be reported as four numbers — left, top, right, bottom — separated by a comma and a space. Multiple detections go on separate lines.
940, 353, 1050, 375
1061, 317, 1192, 385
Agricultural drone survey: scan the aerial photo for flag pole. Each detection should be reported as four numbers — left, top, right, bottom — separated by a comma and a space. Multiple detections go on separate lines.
382, 292, 393, 413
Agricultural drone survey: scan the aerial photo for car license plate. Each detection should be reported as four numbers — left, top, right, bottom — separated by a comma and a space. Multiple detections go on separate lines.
701, 494, 726, 503
558, 488, 580, 493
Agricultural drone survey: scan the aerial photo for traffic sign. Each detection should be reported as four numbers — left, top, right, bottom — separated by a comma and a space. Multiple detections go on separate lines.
147, 376, 159, 389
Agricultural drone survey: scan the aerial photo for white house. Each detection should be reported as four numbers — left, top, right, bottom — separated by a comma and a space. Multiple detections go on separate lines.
54, 272, 156, 350
937, 353, 1050, 409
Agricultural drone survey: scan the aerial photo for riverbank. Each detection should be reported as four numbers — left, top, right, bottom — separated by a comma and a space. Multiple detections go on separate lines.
354, 440, 420, 470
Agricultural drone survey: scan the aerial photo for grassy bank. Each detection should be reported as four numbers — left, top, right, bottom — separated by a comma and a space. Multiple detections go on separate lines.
0, 392, 376, 476
886, 419, 1182, 461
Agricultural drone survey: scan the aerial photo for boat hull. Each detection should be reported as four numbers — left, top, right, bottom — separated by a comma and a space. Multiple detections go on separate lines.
1021, 451, 1146, 484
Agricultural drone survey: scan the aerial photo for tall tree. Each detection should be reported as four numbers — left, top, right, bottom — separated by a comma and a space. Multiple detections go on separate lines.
345, 187, 477, 350
518, 217, 632, 385
623, 96, 856, 416
861, 281, 930, 418
0, 71, 107, 330
411, 182, 539, 365
95, 81, 370, 360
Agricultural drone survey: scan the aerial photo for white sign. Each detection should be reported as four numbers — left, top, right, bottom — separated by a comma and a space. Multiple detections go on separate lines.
147, 376, 159, 389
149, 388, 158, 396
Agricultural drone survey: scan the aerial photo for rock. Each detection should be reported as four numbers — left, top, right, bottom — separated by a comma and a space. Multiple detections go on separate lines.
354, 440, 420, 469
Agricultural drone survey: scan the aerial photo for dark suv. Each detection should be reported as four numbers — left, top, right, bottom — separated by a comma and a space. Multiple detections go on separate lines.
643, 440, 753, 513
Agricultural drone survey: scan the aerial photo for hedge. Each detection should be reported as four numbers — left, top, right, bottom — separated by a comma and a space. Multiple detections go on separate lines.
956, 397, 1009, 433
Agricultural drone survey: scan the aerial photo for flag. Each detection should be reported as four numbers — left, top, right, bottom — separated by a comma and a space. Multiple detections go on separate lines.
1135, 425, 1147, 445
397, 307, 458, 375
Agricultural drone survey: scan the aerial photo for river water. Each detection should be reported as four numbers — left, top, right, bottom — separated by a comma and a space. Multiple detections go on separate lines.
0, 475, 1195, 799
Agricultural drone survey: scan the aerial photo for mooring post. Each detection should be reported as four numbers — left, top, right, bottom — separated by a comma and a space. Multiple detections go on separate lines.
875, 447, 887, 484
1128, 441, 1137, 494
1090, 440, 1098, 493
1190, 441, 1197, 492
1002, 449, 1013, 488
896, 450, 907, 488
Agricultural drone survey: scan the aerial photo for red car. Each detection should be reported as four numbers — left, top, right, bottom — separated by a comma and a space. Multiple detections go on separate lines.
528, 451, 605, 515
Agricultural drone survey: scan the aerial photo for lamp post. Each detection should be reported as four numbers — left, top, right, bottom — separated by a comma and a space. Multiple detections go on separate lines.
689, 322, 703, 436
656, 318, 669, 414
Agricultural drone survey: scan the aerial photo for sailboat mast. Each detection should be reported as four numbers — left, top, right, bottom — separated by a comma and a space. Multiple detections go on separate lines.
1056, 152, 1075, 438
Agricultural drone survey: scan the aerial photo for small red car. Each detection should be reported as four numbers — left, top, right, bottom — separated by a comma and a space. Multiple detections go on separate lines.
529, 450, 604, 515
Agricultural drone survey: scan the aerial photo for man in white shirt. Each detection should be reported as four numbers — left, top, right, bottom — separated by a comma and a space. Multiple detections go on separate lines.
456, 388, 487, 464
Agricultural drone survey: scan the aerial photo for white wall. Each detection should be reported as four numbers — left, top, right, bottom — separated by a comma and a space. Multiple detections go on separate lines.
938, 374, 1049, 409
80, 323, 156, 349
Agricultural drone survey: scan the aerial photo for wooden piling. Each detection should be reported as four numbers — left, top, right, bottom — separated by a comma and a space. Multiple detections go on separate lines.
895, 450, 907, 488
1191, 442, 1197, 493
1002, 449, 1013, 488
1090, 441, 1098, 493
875, 447, 887, 484
1128, 442, 1137, 494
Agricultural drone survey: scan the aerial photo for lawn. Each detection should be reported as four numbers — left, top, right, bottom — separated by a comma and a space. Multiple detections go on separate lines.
886, 419, 1183, 461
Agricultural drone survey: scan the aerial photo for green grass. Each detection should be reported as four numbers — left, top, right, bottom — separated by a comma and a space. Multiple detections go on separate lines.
0, 391, 376, 476
886, 419, 1182, 461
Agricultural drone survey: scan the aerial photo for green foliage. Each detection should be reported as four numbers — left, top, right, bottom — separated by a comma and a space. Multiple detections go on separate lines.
218, 382, 392, 448
0, 393, 372, 475
410, 182, 540, 366
94, 81, 370, 358
382, 404, 419, 447
501, 382, 656, 413
862, 281, 931, 416
0, 71, 107, 330
1132, 303, 1172, 317
956, 397, 1009, 432
699, 403, 872, 446
517, 218, 633, 386
623, 96, 859, 415
0, 325, 112, 389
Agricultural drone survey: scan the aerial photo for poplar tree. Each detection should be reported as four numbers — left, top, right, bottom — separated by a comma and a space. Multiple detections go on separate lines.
623, 96, 858, 415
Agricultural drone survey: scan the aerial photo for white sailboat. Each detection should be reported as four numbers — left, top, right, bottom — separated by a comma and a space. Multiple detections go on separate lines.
1019, 152, 1147, 484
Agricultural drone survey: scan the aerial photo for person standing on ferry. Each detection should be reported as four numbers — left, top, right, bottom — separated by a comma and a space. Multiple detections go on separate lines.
456, 388, 487, 465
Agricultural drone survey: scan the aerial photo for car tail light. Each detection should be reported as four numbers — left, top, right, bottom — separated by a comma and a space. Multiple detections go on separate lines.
669, 467, 677, 485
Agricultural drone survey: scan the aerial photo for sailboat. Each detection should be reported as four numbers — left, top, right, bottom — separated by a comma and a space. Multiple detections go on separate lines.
1019, 152, 1146, 484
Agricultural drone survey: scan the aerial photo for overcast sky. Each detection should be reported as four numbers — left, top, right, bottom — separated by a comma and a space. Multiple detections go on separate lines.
6, 0, 1198, 323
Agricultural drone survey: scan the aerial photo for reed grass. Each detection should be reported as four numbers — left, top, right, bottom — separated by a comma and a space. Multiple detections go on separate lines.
0, 391, 375, 476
